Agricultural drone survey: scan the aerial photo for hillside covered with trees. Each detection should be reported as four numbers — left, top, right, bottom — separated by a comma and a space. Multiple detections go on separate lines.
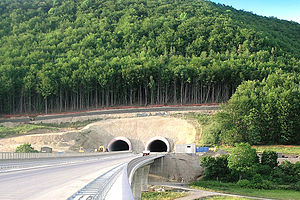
0, 0, 299, 114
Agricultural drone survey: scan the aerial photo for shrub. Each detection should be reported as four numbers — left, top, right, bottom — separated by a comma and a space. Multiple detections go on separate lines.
295, 181, 300, 191
237, 179, 251, 188
200, 155, 231, 181
260, 180, 274, 190
256, 164, 272, 177
228, 143, 259, 180
15, 143, 39, 153
261, 150, 278, 168
237, 176, 273, 190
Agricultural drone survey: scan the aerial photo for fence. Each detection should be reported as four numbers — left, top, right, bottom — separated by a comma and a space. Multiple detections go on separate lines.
0, 151, 131, 160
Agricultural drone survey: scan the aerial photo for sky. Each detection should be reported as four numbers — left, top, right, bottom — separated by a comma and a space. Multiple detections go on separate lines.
210, 0, 300, 24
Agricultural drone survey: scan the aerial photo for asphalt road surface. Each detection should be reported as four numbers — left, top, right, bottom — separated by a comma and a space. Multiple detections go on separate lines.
0, 105, 219, 123
0, 153, 138, 200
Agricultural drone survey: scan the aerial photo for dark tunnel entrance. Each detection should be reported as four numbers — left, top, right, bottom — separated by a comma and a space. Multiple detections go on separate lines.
109, 140, 130, 151
147, 140, 168, 152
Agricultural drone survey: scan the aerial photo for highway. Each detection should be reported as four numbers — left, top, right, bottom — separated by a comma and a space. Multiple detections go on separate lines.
0, 153, 138, 200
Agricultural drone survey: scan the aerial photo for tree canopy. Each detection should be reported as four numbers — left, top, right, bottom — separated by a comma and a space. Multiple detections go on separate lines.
217, 72, 300, 145
0, 0, 299, 114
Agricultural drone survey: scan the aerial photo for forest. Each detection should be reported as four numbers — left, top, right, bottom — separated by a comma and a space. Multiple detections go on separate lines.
0, 0, 300, 114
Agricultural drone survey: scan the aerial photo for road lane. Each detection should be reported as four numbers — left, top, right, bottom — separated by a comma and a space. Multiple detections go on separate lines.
0, 154, 138, 200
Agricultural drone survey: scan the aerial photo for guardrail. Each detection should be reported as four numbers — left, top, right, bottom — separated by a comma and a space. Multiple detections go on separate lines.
127, 154, 165, 184
0, 151, 131, 160
68, 163, 126, 200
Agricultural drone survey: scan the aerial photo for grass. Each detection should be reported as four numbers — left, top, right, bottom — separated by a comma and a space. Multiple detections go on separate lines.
201, 196, 250, 200
0, 124, 57, 138
218, 145, 300, 156
40, 119, 100, 129
142, 192, 187, 200
191, 181, 300, 200
253, 145, 300, 156
0, 119, 100, 138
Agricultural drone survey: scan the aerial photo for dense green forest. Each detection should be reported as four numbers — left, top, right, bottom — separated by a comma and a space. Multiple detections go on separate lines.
218, 72, 300, 145
0, 0, 299, 114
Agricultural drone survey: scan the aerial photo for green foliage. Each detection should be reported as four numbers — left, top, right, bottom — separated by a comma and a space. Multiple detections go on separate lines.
0, 124, 55, 138
204, 197, 249, 200
195, 114, 221, 146
227, 143, 259, 179
236, 179, 251, 188
141, 192, 186, 200
191, 180, 300, 200
217, 72, 300, 145
261, 150, 278, 169
15, 143, 39, 153
0, 0, 299, 114
272, 161, 300, 184
219, 145, 300, 156
40, 119, 100, 129
200, 155, 231, 181
200, 143, 299, 189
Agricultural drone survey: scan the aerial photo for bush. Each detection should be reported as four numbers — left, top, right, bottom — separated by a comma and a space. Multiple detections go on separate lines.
15, 143, 39, 153
237, 176, 273, 190
261, 150, 278, 168
200, 155, 231, 181
228, 143, 259, 180
294, 181, 300, 191
256, 164, 272, 177
260, 180, 274, 190
237, 179, 251, 188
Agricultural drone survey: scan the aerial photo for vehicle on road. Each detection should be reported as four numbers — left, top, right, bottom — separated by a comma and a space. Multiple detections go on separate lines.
142, 150, 150, 156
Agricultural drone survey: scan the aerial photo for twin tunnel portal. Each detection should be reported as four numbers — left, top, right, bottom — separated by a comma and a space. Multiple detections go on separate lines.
107, 136, 170, 152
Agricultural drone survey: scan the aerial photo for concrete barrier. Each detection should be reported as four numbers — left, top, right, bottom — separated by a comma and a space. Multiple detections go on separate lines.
0, 151, 131, 160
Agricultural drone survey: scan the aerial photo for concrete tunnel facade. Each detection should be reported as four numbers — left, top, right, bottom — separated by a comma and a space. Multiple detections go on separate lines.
107, 136, 132, 152
145, 136, 171, 152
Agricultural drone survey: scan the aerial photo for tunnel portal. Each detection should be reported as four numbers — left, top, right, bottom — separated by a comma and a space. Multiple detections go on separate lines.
107, 137, 132, 152
109, 140, 129, 151
145, 136, 170, 152
147, 140, 167, 152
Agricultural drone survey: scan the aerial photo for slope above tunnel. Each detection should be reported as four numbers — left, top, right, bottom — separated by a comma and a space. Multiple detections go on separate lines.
83, 116, 198, 153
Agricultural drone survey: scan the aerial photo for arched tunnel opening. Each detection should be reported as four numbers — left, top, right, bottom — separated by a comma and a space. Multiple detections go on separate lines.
109, 140, 129, 151
107, 137, 132, 152
145, 136, 170, 152
147, 140, 168, 152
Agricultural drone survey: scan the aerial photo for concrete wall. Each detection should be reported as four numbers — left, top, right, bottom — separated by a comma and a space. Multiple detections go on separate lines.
149, 153, 204, 183
175, 144, 196, 153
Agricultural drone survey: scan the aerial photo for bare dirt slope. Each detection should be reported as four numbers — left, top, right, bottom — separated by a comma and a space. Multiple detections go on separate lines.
0, 116, 199, 152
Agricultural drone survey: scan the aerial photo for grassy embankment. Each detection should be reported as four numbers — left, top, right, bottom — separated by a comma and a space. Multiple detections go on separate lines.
0, 119, 99, 138
201, 197, 250, 200
179, 112, 300, 155
191, 181, 300, 200
218, 145, 300, 156
141, 191, 187, 200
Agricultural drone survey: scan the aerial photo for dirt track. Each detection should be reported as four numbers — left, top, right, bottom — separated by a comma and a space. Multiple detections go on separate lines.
0, 105, 219, 124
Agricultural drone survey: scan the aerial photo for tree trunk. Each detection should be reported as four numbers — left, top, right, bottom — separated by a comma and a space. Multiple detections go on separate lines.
144, 86, 148, 106
180, 79, 183, 105
165, 83, 168, 104
95, 86, 98, 108
184, 83, 188, 104
45, 97, 48, 114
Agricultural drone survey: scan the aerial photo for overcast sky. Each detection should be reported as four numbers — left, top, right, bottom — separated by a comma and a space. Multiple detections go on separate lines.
210, 0, 300, 23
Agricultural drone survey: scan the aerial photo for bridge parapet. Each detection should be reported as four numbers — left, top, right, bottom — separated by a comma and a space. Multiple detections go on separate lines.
127, 154, 165, 200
